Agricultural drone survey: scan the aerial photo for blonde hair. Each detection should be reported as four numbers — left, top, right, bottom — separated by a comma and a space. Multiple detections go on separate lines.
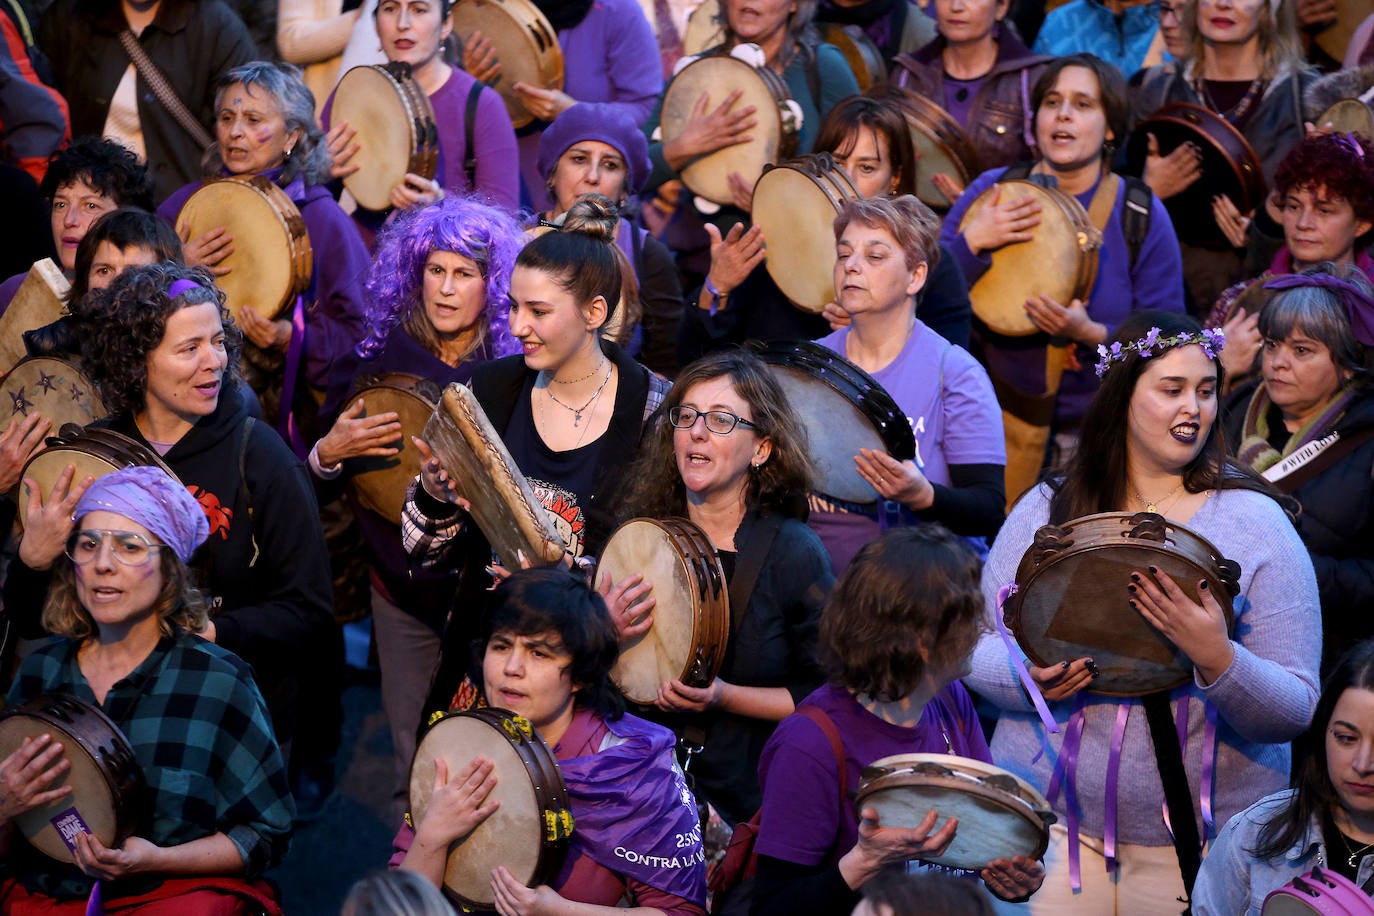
42, 551, 209, 642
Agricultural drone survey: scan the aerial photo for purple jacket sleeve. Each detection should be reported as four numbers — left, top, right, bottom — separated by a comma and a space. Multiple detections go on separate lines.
472, 85, 520, 212
298, 194, 369, 388
937, 167, 1005, 286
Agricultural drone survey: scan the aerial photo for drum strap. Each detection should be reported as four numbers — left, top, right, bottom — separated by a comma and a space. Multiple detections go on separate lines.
1142, 691, 1201, 910
726, 515, 781, 636
463, 81, 482, 189
116, 31, 214, 150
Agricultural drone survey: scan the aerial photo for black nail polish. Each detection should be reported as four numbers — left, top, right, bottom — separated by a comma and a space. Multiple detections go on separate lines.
1129, 599, 1138, 609
1127, 584, 1137, 594
1148, 565, 1158, 574
1130, 572, 1141, 582
1199, 580, 1209, 591
1061, 660, 1070, 670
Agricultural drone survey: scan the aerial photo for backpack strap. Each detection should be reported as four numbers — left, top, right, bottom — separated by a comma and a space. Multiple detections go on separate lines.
1122, 176, 1154, 272
237, 416, 260, 567
463, 80, 483, 190
796, 705, 847, 813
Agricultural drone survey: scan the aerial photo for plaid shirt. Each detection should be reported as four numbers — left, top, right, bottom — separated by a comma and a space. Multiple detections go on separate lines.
5, 634, 293, 899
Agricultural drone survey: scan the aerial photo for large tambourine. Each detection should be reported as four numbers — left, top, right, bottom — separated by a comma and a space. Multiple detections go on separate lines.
18, 424, 180, 529
409, 708, 573, 908
1315, 98, 1374, 138
1263, 866, 1374, 914
956, 179, 1101, 337
752, 153, 861, 314
0, 258, 68, 379
599, 517, 729, 705
331, 63, 439, 211
752, 340, 915, 505
345, 372, 442, 525
1004, 511, 1242, 697
421, 382, 569, 568
451, 0, 563, 129
856, 753, 1055, 871
889, 89, 982, 210
818, 23, 886, 90
0, 356, 106, 442
661, 48, 802, 206
1125, 102, 1265, 248
0, 694, 146, 864
174, 175, 313, 321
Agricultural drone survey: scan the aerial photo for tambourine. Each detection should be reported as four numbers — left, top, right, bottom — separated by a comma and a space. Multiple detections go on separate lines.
451, 0, 563, 129
174, 175, 313, 321
1004, 511, 1242, 696
0, 694, 146, 864
753, 339, 915, 504
889, 89, 982, 210
1263, 866, 1374, 914
751, 153, 861, 314
18, 424, 180, 529
0, 258, 68, 379
661, 46, 802, 206
344, 372, 442, 525
818, 23, 886, 90
0, 356, 106, 442
856, 753, 1055, 871
1315, 99, 1374, 138
957, 179, 1101, 337
331, 63, 439, 211
410, 708, 573, 908
599, 517, 729, 705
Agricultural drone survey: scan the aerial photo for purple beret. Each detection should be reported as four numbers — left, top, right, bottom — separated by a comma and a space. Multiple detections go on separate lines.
535, 103, 652, 195
74, 466, 209, 563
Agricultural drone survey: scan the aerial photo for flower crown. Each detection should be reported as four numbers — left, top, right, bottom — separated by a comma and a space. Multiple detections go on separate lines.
1094, 326, 1226, 377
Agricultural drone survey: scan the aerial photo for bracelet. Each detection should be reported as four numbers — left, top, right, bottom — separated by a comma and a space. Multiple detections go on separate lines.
704, 276, 728, 316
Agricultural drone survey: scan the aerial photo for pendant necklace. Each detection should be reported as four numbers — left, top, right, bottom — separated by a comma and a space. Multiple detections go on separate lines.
544, 362, 612, 426
1131, 481, 1185, 514
1337, 829, 1374, 868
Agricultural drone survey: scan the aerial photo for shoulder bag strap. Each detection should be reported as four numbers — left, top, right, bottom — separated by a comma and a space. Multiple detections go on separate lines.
726, 514, 782, 634
463, 79, 482, 190
117, 29, 214, 150
796, 705, 847, 813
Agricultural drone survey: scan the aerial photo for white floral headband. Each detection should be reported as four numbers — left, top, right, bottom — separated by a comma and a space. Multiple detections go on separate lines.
1094, 326, 1226, 377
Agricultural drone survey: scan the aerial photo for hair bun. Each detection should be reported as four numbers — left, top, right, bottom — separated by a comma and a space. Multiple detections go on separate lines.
560, 193, 619, 244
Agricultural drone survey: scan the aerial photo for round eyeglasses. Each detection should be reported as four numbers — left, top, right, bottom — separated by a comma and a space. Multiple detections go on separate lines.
668, 405, 759, 435
65, 530, 165, 567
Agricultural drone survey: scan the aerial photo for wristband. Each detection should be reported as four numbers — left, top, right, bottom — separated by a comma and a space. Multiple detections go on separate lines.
704, 276, 728, 316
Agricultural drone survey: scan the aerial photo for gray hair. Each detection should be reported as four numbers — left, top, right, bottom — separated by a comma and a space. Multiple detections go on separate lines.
1259, 261, 1372, 382
204, 61, 332, 187
340, 871, 452, 916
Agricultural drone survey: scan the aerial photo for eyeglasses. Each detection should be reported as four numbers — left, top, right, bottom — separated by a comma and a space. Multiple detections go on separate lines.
1158, 4, 1182, 20
65, 530, 165, 567
668, 405, 759, 435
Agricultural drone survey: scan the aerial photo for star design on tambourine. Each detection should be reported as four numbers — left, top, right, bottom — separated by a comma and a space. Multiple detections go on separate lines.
9, 388, 32, 416
35, 369, 59, 394
68, 383, 86, 404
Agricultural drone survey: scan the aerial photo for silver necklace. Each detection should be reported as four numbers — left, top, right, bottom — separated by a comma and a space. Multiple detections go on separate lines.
544, 363, 613, 426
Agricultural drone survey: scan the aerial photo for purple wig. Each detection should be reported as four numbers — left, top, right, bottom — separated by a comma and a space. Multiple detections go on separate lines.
359, 196, 525, 360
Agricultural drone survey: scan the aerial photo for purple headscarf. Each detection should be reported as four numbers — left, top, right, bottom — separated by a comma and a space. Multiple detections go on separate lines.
73, 466, 209, 562
1264, 271, 1374, 347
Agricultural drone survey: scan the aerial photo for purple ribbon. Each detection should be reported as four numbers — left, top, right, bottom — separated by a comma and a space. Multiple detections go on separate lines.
1201, 702, 1219, 839
994, 583, 1061, 735
1045, 697, 1088, 891
277, 295, 309, 459
1103, 702, 1130, 873
1263, 272, 1374, 347
85, 880, 103, 916
167, 278, 205, 300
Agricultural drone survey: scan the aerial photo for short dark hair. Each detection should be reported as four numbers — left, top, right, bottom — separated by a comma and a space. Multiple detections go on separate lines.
860, 867, 996, 915
1030, 54, 1129, 160
40, 137, 154, 210
479, 566, 624, 720
70, 208, 184, 305
814, 90, 917, 197
819, 526, 984, 701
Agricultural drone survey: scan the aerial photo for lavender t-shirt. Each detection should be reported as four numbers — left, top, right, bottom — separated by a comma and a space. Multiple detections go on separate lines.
755, 683, 990, 866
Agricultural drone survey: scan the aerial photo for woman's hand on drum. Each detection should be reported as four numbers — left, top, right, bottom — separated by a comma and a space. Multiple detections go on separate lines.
413, 437, 470, 510
414, 756, 501, 849
854, 449, 934, 512
1219, 306, 1262, 379
390, 173, 445, 211
316, 399, 403, 468
655, 677, 725, 713
326, 122, 361, 181
597, 571, 655, 641
1212, 194, 1252, 249
981, 855, 1046, 901
512, 84, 576, 124
703, 222, 765, 307
839, 806, 959, 889
662, 89, 758, 172
1128, 567, 1235, 685
727, 171, 755, 213
180, 225, 234, 277
237, 305, 292, 351
931, 173, 966, 206
1023, 294, 1106, 345
459, 30, 501, 84
1143, 133, 1202, 201
18, 465, 92, 570
1029, 657, 1098, 701
0, 412, 51, 492
491, 866, 565, 915
0, 734, 72, 823
961, 185, 1040, 255
71, 832, 160, 880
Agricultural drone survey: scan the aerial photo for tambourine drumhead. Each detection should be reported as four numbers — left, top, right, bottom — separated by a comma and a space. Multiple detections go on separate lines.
662, 55, 795, 205
600, 518, 729, 705
176, 176, 312, 321
1316, 99, 1374, 137
0, 357, 105, 437
890, 91, 979, 210
1006, 512, 1240, 697
451, 0, 563, 129
0, 258, 68, 379
0, 695, 144, 864
1263, 867, 1374, 915
818, 23, 885, 90
752, 158, 861, 313
346, 374, 440, 525
856, 753, 1054, 871
409, 709, 570, 908
18, 426, 180, 529
332, 65, 438, 211
754, 340, 915, 504
957, 180, 1099, 337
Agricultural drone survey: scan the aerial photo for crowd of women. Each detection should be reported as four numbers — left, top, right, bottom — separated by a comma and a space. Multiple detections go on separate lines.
2, 0, 1374, 910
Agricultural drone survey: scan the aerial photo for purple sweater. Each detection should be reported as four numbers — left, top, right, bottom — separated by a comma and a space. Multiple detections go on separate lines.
939, 166, 1186, 426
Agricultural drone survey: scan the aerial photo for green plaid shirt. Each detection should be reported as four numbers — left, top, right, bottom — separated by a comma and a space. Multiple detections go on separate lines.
5, 633, 293, 900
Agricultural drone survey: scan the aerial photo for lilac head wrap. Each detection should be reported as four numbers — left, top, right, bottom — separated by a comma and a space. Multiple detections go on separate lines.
167, 278, 205, 300
536, 104, 652, 195
73, 466, 209, 562
1263, 272, 1374, 347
